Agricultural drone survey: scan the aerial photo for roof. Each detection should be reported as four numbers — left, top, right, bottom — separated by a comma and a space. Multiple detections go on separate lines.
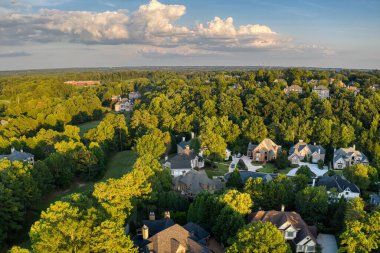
173, 170, 222, 195
143, 218, 176, 237
224, 170, 272, 183
145, 224, 211, 253
249, 138, 281, 153
370, 194, 380, 204
315, 175, 360, 193
0, 150, 34, 162
333, 147, 368, 164
313, 85, 329, 91
289, 141, 326, 156
183, 222, 210, 240
167, 152, 198, 170
249, 210, 317, 245
178, 139, 191, 149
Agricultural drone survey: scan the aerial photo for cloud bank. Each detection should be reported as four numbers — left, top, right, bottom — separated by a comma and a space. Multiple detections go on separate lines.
0, 0, 330, 56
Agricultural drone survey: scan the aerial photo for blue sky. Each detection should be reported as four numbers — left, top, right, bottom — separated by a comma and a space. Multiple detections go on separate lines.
0, 0, 379, 70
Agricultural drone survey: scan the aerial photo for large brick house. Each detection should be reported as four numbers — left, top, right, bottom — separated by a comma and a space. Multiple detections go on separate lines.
247, 138, 281, 163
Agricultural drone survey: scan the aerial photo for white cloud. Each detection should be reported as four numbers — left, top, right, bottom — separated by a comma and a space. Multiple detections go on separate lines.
0, 0, 332, 56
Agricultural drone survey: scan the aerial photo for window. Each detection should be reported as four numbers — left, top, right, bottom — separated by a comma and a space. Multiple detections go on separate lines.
286, 231, 294, 238
306, 245, 315, 252
297, 245, 304, 251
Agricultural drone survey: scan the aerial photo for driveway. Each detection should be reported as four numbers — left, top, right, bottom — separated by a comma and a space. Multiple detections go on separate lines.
287, 162, 328, 177
229, 155, 262, 172
317, 234, 338, 253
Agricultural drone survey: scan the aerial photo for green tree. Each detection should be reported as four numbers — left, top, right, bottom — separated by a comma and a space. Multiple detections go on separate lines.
226, 169, 243, 189
296, 165, 314, 179
227, 221, 289, 253
295, 186, 328, 224
222, 189, 253, 215
212, 206, 245, 245
134, 128, 170, 159
343, 164, 378, 190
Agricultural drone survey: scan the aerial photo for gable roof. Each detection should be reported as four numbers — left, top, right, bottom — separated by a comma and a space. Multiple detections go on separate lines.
174, 170, 222, 195
178, 139, 191, 149
249, 210, 317, 245
167, 152, 200, 170
333, 147, 368, 164
249, 138, 281, 153
224, 170, 273, 183
0, 150, 34, 162
289, 141, 326, 156
146, 224, 211, 253
143, 218, 176, 237
183, 222, 210, 241
315, 175, 360, 193
313, 85, 328, 91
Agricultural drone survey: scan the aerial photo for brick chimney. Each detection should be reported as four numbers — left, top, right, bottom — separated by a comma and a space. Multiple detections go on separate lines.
142, 225, 149, 240
149, 212, 155, 221
164, 211, 171, 219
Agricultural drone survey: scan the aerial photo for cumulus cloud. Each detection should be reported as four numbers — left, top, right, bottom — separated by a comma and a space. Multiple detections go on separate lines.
0, 0, 332, 56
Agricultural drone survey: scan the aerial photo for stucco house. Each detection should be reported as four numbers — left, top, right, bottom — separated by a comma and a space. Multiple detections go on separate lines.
312, 85, 329, 99
247, 138, 281, 162
249, 208, 317, 253
333, 145, 369, 170
284, 84, 303, 94
314, 175, 360, 199
0, 148, 34, 164
173, 170, 223, 198
288, 140, 325, 165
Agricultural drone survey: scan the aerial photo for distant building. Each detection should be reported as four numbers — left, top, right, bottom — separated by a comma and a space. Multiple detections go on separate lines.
284, 85, 303, 95
114, 98, 133, 112
369, 193, 380, 205
129, 91, 141, 100
134, 212, 211, 253
247, 138, 281, 162
288, 140, 325, 165
333, 145, 369, 170
312, 85, 329, 99
0, 148, 34, 164
314, 175, 360, 199
0, 119, 8, 126
370, 84, 379, 90
307, 79, 319, 86
249, 208, 317, 253
64, 80, 100, 86
174, 170, 224, 198
346, 86, 360, 95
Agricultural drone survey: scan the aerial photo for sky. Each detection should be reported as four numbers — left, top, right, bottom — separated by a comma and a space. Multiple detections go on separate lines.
0, 0, 379, 70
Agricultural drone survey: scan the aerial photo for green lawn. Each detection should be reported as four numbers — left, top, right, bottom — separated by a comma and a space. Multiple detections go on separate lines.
256, 163, 293, 175
78, 120, 101, 137
205, 162, 229, 178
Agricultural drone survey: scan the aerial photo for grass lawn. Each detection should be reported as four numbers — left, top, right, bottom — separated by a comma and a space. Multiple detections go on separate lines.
205, 162, 229, 178
78, 120, 101, 137
256, 163, 293, 175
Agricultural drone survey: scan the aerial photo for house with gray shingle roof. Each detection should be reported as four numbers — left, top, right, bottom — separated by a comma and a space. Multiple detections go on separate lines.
224, 170, 273, 184
284, 84, 303, 95
333, 145, 369, 170
288, 140, 325, 165
173, 170, 223, 198
249, 208, 317, 252
0, 148, 34, 164
314, 175, 360, 199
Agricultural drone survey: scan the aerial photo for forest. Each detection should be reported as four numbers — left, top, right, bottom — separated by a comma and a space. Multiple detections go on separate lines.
0, 68, 379, 252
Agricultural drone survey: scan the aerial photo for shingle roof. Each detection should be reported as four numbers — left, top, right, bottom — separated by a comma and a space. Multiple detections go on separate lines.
145, 224, 211, 253
313, 85, 328, 90
0, 151, 34, 162
168, 152, 197, 170
315, 175, 360, 193
249, 210, 317, 245
224, 170, 273, 183
183, 222, 210, 241
143, 218, 176, 237
333, 147, 368, 164
174, 170, 222, 195
178, 140, 191, 149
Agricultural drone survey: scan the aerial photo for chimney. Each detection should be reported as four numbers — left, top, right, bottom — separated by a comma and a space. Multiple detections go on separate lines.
149, 212, 155, 221
142, 225, 149, 240
353, 144, 356, 150
165, 156, 168, 162
281, 205, 285, 212
299, 140, 303, 143
191, 132, 195, 139
312, 178, 316, 187
20, 149, 23, 153
182, 136, 186, 142
164, 211, 170, 219
318, 149, 320, 154
314, 142, 316, 146
11, 147, 15, 153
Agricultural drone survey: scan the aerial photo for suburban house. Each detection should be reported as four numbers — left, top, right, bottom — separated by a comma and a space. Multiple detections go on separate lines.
307, 79, 319, 86
284, 84, 303, 94
346, 86, 360, 95
173, 170, 224, 198
288, 140, 325, 165
249, 208, 317, 253
333, 145, 369, 169
129, 91, 141, 100
64, 80, 100, 86
164, 137, 204, 177
312, 85, 329, 99
224, 170, 273, 184
314, 175, 360, 199
370, 84, 379, 90
114, 97, 133, 112
247, 138, 281, 162
134, 212, 211, 253
329, 78, 346, 87
0, 148, 34, 164
369, 193, 380, 205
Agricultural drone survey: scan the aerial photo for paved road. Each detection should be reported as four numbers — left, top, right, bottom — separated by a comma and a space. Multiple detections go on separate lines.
317, 234, 338, 253
287, 162, 328, 177
229, 155, 262, 172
